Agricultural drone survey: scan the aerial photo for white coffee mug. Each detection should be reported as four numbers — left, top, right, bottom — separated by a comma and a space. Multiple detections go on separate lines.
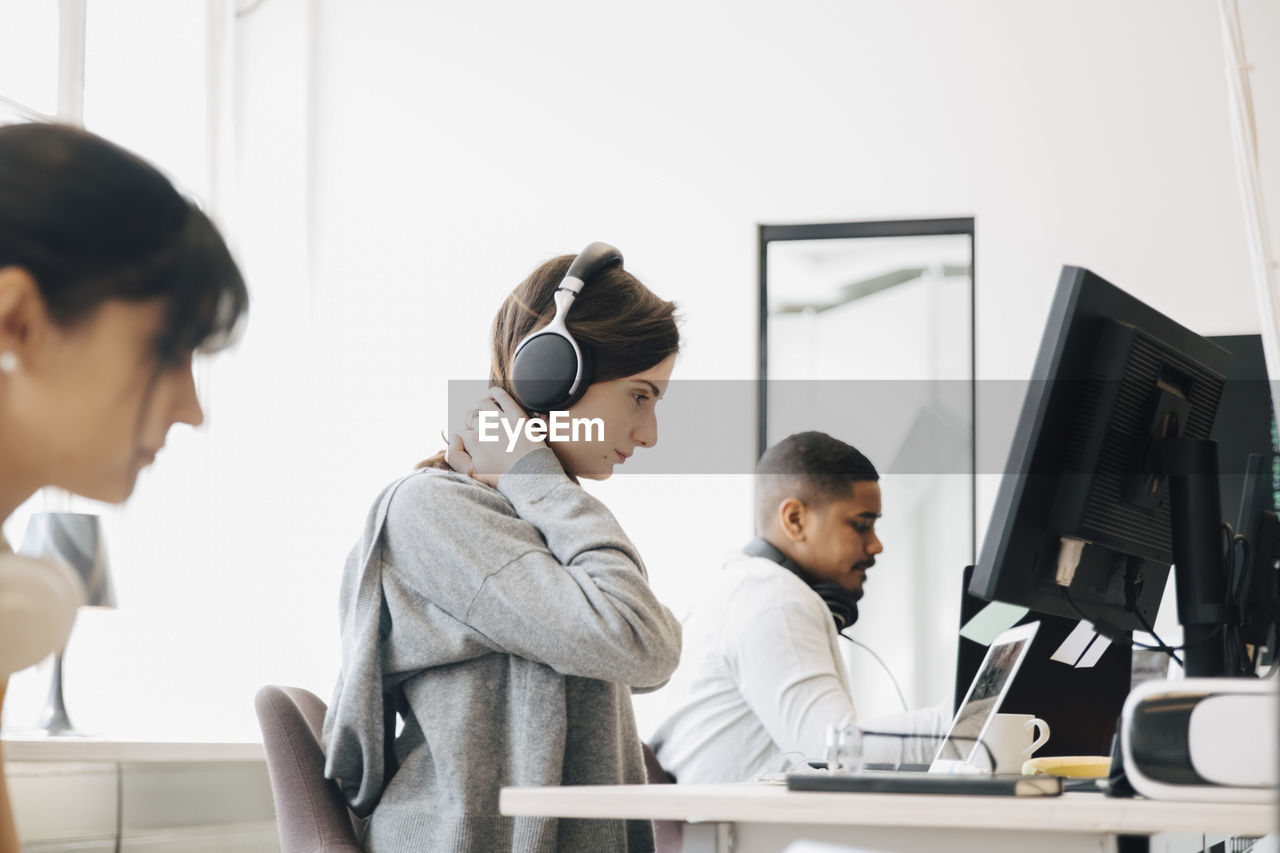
978, 713, 1050, 774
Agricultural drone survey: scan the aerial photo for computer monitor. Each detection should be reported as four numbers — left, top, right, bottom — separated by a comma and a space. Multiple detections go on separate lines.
1208, 334, 1275, 530
971, 266, 1241, 676
1210, 334, 1279, 672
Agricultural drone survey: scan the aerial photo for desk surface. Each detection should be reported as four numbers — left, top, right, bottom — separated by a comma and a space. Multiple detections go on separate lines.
499, 783, 1276, 836
1, 734, 264, 763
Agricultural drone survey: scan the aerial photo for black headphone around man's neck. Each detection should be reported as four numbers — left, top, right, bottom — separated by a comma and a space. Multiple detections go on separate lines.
743, 537, 860, 631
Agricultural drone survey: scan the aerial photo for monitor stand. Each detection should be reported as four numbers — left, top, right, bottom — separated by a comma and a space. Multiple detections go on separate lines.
1156, 437, 1235, 677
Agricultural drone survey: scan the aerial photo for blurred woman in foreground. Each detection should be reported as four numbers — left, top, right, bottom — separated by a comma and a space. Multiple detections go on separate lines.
0, 123, 248, 852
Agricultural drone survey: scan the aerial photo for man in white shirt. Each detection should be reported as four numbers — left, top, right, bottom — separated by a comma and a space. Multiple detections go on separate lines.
650, 431, 941, 783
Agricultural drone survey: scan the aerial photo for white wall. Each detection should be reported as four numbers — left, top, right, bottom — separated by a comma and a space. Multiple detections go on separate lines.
5, 0, 1277, 743
291, 0, 1280, 730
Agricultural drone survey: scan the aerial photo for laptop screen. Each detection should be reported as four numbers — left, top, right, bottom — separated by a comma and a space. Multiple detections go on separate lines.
931, 621, 1040, 772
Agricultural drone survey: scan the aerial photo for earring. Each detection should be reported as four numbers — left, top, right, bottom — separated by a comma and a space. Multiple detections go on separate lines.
0, 351, 17, 374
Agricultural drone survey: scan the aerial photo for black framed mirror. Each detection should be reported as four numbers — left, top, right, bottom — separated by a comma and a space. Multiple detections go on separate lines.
758, 217, 976, 712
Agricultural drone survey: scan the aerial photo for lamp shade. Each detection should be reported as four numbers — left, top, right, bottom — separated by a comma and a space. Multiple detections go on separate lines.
19, 512, 115, 609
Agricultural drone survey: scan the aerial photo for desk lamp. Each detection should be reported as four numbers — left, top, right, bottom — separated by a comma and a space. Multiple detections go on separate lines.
19, 512, 115, 735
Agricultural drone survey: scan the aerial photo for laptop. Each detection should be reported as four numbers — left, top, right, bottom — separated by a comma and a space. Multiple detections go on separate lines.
789, 622, 1061, 795
929, 620, 1040, 774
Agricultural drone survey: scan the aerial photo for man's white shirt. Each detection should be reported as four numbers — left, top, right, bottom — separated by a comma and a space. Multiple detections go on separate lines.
649, 553, 856, 783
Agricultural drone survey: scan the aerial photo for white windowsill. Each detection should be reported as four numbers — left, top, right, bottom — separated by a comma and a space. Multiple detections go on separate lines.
1, 734, 264, 763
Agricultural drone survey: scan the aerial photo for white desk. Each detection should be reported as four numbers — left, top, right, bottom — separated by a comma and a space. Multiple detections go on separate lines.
499, 782, 1276, 853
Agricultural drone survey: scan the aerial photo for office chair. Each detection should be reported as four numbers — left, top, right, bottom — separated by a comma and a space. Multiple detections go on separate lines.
642, 742, 682, 853
254, 685, 363, 852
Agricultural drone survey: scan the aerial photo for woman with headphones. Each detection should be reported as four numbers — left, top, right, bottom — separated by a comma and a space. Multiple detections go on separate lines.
323, 245, 682, 852
0, 123, 248, 852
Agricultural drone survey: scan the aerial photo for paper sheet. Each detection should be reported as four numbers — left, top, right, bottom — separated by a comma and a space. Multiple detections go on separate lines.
959, 601, 1029, 646
1050, 619, 1109, 667
1077, 631, 1112, 668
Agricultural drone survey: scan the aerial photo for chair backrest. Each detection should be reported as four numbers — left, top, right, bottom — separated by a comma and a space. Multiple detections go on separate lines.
642, 742, 682, 853
254, 685, 364, 853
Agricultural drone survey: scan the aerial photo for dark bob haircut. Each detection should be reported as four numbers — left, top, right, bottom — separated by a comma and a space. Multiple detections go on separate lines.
0, 123, 248, 364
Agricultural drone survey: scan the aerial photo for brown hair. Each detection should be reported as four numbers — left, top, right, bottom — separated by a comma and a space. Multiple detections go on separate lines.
419, 253, 679, 469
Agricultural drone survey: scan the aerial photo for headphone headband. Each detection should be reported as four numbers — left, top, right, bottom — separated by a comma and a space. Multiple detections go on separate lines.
510, 242, 623, 412
565, 242, 623, 283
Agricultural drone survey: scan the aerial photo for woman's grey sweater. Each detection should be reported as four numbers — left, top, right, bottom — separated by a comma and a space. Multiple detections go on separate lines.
322, 448, 682, 852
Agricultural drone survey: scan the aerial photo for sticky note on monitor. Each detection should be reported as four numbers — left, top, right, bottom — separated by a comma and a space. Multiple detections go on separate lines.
959, 601, 1029, 646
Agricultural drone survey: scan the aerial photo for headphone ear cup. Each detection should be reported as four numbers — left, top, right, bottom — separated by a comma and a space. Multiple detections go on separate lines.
511, 332, 580, 412
812, 583, 859, 631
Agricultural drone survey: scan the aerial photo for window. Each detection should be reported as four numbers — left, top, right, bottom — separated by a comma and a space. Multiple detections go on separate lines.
0, 0, 84, 125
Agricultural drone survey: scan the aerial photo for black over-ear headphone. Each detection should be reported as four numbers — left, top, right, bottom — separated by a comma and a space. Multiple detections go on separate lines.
743, 537, 860, 631
509, 242, 623, 412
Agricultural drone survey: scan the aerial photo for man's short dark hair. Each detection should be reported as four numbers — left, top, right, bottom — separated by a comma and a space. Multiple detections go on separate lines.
755, 431, 879, 533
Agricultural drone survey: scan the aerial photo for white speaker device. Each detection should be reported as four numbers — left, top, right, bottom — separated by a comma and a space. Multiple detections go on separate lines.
1121, 678, 1276, 803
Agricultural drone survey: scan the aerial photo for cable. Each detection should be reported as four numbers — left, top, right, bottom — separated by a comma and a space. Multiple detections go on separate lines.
1221, 523, 1237, 589
1061, 585, 1191, 665
789, 727, 999, 776
1229, 532, 1251, 605
1216, 0, 1280, 424
235, 0, 269, 17
1223, 523, 1262, 677
858, 730, 998, 775
114, 763, 122, 853
1219, 523, 1250, 676
839, 633, 909, 712
750, 750, 808, 782
1131, 606, 1185, 669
